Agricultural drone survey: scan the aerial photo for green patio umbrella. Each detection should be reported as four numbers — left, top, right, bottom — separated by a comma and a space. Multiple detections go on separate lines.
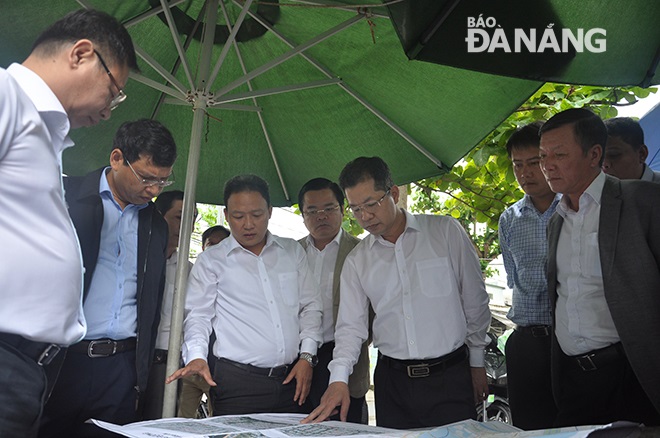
384, 0, 660, 87
1, 0, 545, 418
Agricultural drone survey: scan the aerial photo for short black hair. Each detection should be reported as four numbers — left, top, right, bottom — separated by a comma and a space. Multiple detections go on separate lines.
154, 190, 184, 215
297, 178, 344, 211
202, 225, 230, 244
223, 174, 271, 207
338, 156, 394, 193
540, 108, 608, 166
32, 9, 138, 72
114, 119, 177, 168
506, 121, 544, 158
604, 117, 645, 150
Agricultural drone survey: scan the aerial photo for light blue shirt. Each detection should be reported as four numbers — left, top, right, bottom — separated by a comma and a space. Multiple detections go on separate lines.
499, 194, 561, 326
83, 169, 147, 340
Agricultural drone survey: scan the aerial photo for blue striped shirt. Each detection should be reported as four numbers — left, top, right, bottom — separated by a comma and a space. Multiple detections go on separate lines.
499, 194, 561, 326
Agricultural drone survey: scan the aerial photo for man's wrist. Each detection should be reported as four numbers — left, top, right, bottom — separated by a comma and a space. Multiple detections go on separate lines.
299, 352, 318, 368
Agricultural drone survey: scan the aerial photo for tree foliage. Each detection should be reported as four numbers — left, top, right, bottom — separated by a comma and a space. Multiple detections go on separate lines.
410, 84, 657, 270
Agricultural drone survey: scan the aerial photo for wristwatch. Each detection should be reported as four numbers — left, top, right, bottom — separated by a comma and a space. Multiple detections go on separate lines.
299, 352, 318, 368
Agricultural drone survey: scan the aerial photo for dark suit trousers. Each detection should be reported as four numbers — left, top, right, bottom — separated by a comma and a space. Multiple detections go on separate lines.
373, 350, 476, 429
212, 358, 306, 416
38, 350, 138, 438
554, 344, 660, 427
505, 328, 557, 430
304, 341, 367, 424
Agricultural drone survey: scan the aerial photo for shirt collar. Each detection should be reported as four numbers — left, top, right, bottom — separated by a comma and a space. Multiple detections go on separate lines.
368, 209, 417, 248
518, 193, 562, 214
226, 230, 280, 256
641, 164, 655, 182
305, 228, 342, 251
7, 63, 73, 154
557, 171, 606, 216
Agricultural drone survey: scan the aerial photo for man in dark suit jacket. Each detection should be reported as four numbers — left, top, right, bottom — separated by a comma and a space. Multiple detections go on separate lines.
540, 108, 660, 427
297, 178, 371, 424
39, 119, 177, 438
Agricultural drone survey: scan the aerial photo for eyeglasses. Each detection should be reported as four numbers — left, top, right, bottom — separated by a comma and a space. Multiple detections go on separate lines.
348, 189, 391, 216
94, 49, 127, 111
303, 204, 341, 217
126, 160, 174, 187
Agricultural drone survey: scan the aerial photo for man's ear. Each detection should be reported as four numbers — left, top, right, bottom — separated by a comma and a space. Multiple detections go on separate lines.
68, 39, 95, 70
109, 148, 124, 171
590, 144, 603, 168
638, 144, 649, 163
390, 184, 400, 204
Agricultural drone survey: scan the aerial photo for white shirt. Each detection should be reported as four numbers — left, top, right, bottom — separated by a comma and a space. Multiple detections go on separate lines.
182, 232, 322, 368
304, 230, 342, 344
329, 211, 491, 384
555, 172, 620, 355
156, 250, 193, 350
0, 64, 86, 345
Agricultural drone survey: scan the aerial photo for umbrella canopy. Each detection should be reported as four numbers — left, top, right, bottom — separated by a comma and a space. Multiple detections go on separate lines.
640, 103, 660, 171
0, 0, 544, 206
385, 0, 660, 87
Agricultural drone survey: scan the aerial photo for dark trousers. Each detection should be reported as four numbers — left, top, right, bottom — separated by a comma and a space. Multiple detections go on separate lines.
554, 343, 660, 427
142, 349, 170, 420
304, 341, 367, 424
38, 350, 138, 438
373, 348, 476, 429
212, 358, 306, 416
505, 328, 557, 430
0, 337, 48, 438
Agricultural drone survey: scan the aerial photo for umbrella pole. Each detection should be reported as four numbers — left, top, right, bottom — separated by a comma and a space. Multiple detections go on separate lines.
163, 0, 219, 418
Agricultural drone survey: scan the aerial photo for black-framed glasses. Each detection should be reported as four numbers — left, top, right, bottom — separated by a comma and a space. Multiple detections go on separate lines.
126, 160, 174, 188
303, 204, 341, 217
348, 189, 391, 216
94, 49, 126, 111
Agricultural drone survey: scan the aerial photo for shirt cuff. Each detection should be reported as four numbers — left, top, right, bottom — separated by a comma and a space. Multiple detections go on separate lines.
184, 346, 208, 365
328, 363, 350, 384
468, 346, 485, 368
300, 338, 318, 356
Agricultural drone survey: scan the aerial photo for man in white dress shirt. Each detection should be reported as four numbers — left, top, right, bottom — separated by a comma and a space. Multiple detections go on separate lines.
602, 117, 660, 183
304, 157, 491, 429
0, 10, 136, 437
167, 174, 323, 415
297, 178, 370, 424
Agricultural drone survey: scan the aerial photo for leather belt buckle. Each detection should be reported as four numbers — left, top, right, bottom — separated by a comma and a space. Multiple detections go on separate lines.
576, 353, 597, 371
407, 363, 431, 378
37, 344, 61, 366
88, 339, 116, 358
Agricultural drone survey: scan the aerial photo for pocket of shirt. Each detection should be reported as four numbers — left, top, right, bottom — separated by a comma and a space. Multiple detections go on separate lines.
584, 232, 603, 278
416, 258, 453, 298
278, 272, 299, 307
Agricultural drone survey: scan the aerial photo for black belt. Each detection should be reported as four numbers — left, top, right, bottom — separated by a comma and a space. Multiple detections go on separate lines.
380, 345, 468, 378
0, 332, 62, 367
218, 357, 292, 378
515, 325, 551, 337
69, 338, 137, 358
564, 342, 625, 372
153, 349, 168, 364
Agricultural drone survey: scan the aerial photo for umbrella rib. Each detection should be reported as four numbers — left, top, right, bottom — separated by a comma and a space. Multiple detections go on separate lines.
285, 0, 389, 19
240, 5, 446, 169
220, 1, 290, 202
213, 13, 364, 98
207, 0, 255, 89
159, 0, 196, 89
129, 72, 187, 101
122, 0, 188, 28
134, 46, 189, 96
212, 78, 342, 104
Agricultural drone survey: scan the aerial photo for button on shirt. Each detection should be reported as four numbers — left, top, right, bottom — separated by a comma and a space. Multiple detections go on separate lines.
156, 250, 193, 350
329, 211, 491, 384
182, 232, 322, 368
499, 194, 561, 326
555, 172, 620, 356
304, 230, 342, 344
83, 169, 146, 340
0, 64, 86, 345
